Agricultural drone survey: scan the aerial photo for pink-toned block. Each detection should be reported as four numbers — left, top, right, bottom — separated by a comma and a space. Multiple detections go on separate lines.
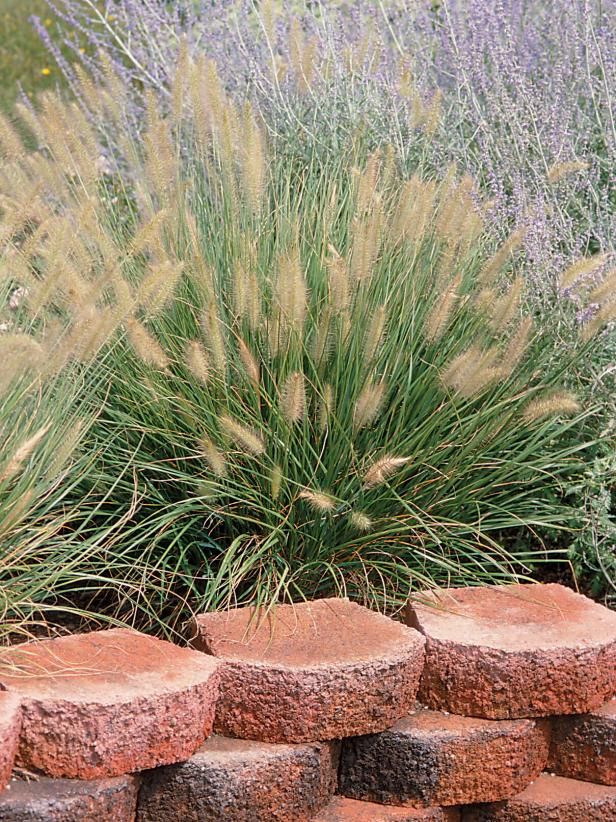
190, 598, 426, 742
462, 774, 616, 821
0, 629, 221, 778
0, 692, 21, 792
407, 584, 616, 719
315, 797, 460, 821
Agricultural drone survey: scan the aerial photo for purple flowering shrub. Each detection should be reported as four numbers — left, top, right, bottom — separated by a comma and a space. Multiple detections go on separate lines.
36, 1, 613, 296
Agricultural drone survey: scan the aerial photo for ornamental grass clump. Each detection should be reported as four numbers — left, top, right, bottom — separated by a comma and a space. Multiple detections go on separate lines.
0, 58, 610, 625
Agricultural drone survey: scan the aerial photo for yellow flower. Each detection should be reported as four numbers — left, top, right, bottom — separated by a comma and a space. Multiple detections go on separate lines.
78, 47, 85, 54
41, 68, 52, 76
44, 18, 52, 27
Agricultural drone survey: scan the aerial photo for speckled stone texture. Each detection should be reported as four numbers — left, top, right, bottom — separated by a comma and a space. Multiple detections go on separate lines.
0, 692, 21, 793
137, 734, 339, 822
339, 707, 550, 808
0, 775, 139, 821
314, 797, 460, 821
0, 628, 221, 779
548, 698, 615, 785
461, 774, 616, 821
190, 598, 426, 742
407, 584, 616, 719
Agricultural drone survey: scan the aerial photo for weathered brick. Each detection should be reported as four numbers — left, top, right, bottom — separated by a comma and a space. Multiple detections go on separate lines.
0, 775, 139, 821
314, 797, 460, 821
339, 707, 549, 808
407, 584, 616, 719
190, 598, 426, 742
0, 628, 220, 778
0, 693, 21, 793
137, 734, 339, 822
461, 773, 616, 821
548, 698, 615, 785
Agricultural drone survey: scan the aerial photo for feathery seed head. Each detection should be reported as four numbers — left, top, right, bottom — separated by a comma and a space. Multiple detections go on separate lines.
281, 371, 306, 423
354, 380, 386, 429
424, 274, 462, 343
364, 305, 387, 363
126, 318, 169, 371
560, 254, 608, 290
489, 276, 523, 333
185, 340, 210, 385
237, 338, 260, 388
199, 434, 227, 477
350, 511, 373, 532
270, 464, 283, 500
502, 316, 534, 370
1, 424, 51, 484
522, 391, 580, 422
547, 160, 589, 184
319, 383, 334, 431
364, 455, 411, 488
219, 414, 265, 455
588, 267, 616, 305
478, 230, 524, 285
298, 489, 336, 512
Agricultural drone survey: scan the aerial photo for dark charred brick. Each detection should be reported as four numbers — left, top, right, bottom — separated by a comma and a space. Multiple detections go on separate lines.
339, 707, 549, 807
548, 698, 615, 785
137, 734, 339, 822
0, 774, 138, 821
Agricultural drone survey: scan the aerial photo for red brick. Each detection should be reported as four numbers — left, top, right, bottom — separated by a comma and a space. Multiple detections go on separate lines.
461, 773, 616, 821
339, 707, 549, 807
548, 698, 615, 785
137, 734, 339, 821
407, 584, 616, 719
0, 693, 21, 793
314, 797, 460, 821
0, 628, 220, 778
0, 775, 138, 821
190, 598, 426, 743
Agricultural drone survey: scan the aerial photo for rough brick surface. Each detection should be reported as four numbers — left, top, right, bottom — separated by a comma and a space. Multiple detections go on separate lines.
339, 707, 549, 807
0, 628, 220, 778
548, 698, 615, 785
0, 693, 21, 793
407, 584, 616, 719
461, 774, 616, 821
190, 598, 426, 742
0, 775, 139, 821
314, 797, 460, 821
138, 734, 339, 822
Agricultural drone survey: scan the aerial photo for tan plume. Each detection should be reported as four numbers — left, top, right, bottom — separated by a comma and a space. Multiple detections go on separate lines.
219, 414, 265, 455
522, 391, 580, 422
354, 380, 386, 429
281, 371, 306, 423
298, 489, 336, 512
199, 434, 227, 477
1, 424, 51, 483
237, 338, 260, 387
547, 160, 589, 184
364, 455, 411, 488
